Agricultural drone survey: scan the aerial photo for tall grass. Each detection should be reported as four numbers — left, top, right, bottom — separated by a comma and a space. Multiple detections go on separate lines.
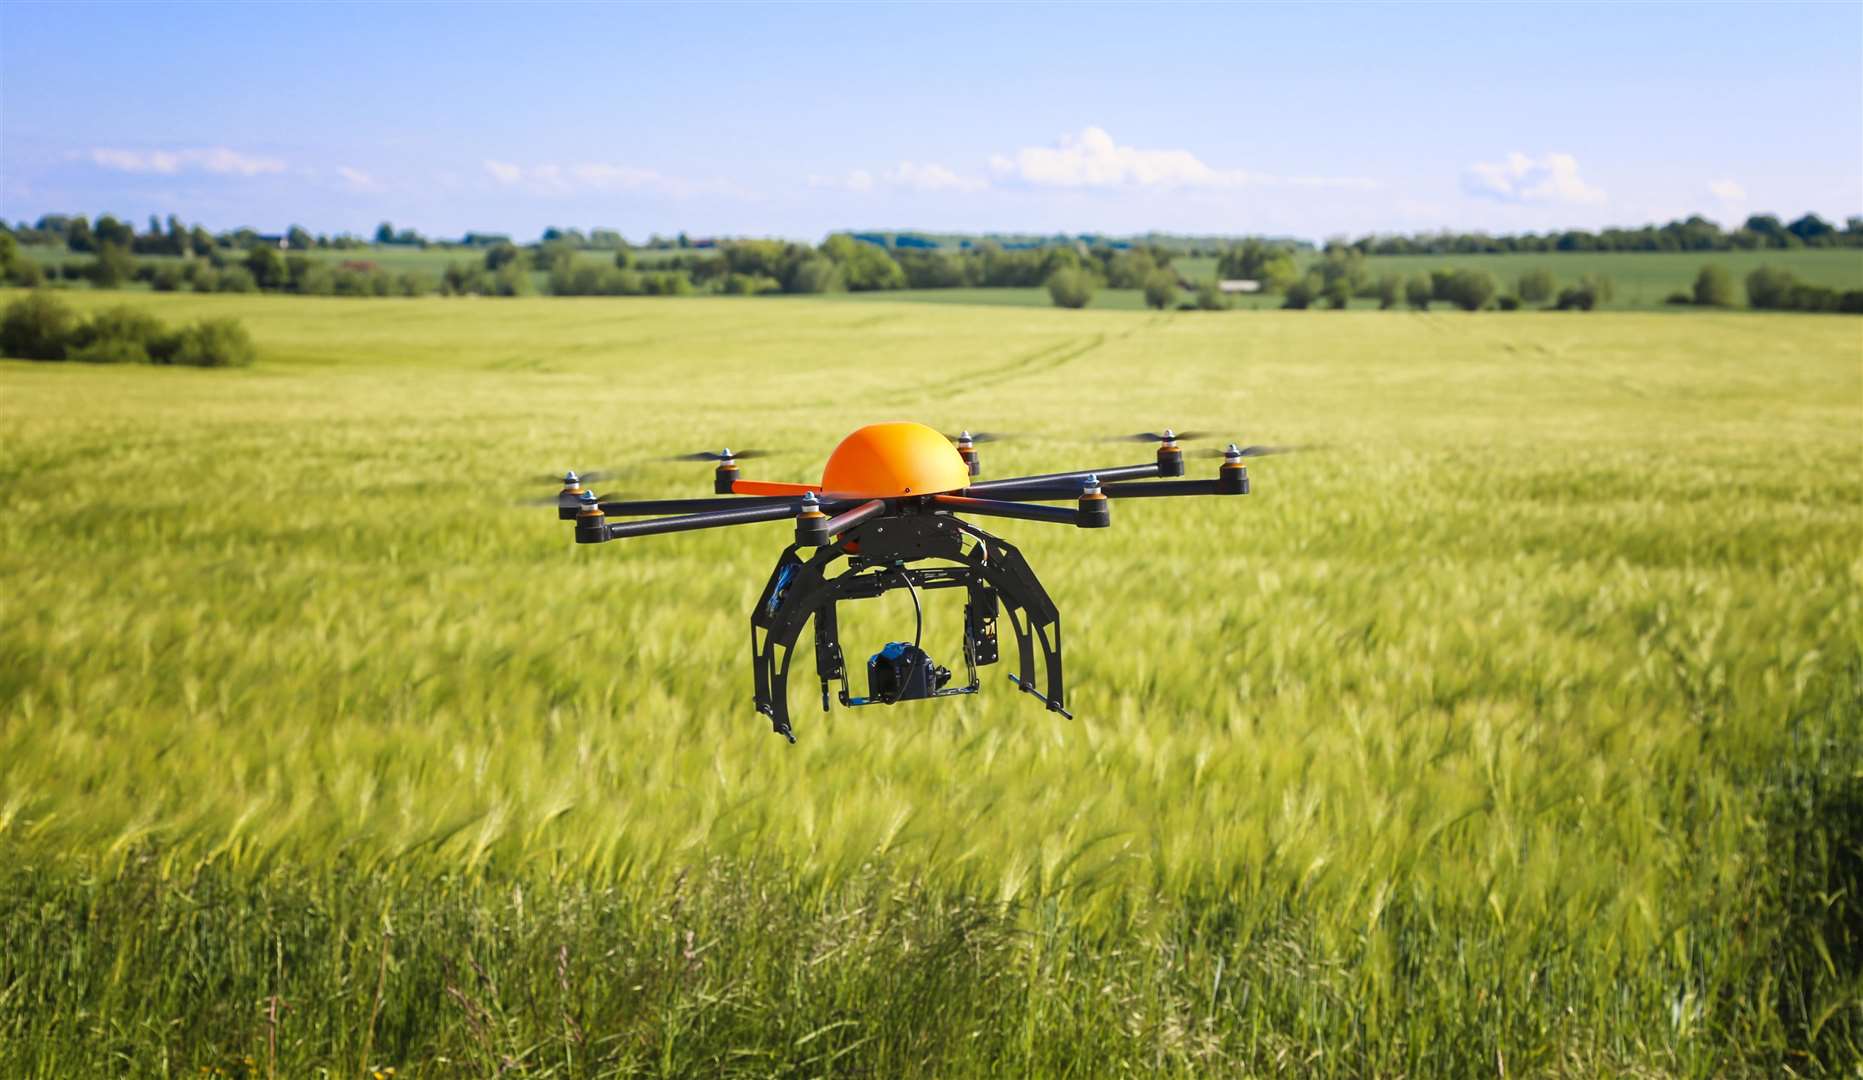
1, 293, 1858, 1074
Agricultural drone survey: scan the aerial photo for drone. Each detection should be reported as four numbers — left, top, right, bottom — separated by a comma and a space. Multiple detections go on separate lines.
545, 423, 1285, 743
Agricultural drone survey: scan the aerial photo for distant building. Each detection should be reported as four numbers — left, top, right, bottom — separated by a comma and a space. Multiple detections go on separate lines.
1218, 279, 1261, 294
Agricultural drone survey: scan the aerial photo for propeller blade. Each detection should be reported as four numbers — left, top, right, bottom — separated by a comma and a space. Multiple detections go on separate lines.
665, 449, 774, 462
532, 469, 614, 485
521, 487, 628, 505
1109, 430, 1213, 444
1195, 444, 1307, 458
944, 431, 1011, 444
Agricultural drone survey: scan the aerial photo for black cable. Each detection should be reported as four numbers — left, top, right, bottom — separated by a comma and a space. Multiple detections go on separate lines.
897, 567, 922, 649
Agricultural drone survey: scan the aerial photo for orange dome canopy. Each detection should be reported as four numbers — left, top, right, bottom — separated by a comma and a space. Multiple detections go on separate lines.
821, 422, 970, 498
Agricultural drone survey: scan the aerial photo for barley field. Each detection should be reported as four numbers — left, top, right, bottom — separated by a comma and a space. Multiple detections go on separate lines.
1, 292, 1857, 1076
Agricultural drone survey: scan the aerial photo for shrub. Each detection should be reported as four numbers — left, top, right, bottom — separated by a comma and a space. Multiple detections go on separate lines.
397, 272, 431, 298
11, 259, 44, 286
1555, 284, 1598, 311
296, 265, 336, 296
191, 267, 221, 293
1322, 279, 1352, 310
1442, 269, 1497, 311
0, 291, 77, 359
1405, 275, 1432, 310
1693, 264, 1737, 307
1195, 280, 1227, 311
150, 264, 187, 292
1496, 295, 1521, 311
1374, 274, 1402, 310
1046, 268, 1094, 309
1142, 270, 1178, 310
1745, 266, 1796, 309
1785, 283, 1838, 312
1282, 275, 1319, 309
1840, 290, 1863, 314
1664, 292, 1693, 305
1517, 268, 1557, 303
723, 272, 782, 296
788, 258, 842, 294
67, 305, 165, 363
642, 271, 692, 297
216, 267, 258, 293
156, 318, 256, 367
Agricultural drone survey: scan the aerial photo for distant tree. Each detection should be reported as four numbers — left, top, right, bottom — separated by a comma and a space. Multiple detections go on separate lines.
1216, 239, 1298, 293
1517, 268, 1557, 303
1046, 268, 1094, 309
374, 222, 396, 245
1692, 264, 1737, 307
88, 243, 137, 288
1322, 278, 1352, 309
787, 257, 841, 294
1786, 213, 1837, 247
93, 214, 134, 249
1405, 275, 1432, 310
820, 234, 905, 290
1373, 274, 1402, 310
245, 246, 287, 289
484, 242, 524, 272
1742, 214, 1795, 249
66, 216, 95, 253
188, 225, 214, 257
286, 226, 314, 251
1108, 249, 1158, 289
1142, 269, 1177, 310
1194, 279, 1227, 311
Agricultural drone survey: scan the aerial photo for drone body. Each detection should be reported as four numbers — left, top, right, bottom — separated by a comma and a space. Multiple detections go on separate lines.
552, 422, 1271, 742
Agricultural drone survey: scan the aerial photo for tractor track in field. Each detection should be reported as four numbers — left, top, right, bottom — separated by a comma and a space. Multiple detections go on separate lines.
875, 332, 1106, 406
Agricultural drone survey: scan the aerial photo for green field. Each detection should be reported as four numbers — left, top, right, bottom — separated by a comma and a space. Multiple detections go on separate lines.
2, 293, 1858, 1075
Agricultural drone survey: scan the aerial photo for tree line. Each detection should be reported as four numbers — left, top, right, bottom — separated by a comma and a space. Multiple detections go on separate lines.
5, 213, 1859, 313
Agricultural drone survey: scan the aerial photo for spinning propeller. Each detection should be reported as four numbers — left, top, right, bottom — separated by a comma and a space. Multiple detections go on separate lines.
665, 448, 774, 462
1111, 429, 1213, 444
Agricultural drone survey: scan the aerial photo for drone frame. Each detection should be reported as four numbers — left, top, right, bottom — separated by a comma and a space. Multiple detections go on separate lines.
555, 433, 1253, 741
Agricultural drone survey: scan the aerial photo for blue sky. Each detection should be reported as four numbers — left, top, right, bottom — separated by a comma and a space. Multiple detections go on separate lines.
2, 2, 1858, 242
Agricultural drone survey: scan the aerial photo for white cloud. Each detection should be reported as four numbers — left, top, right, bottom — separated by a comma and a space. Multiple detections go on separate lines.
336, 166, 382, 192
810, 162, 983, 193
1708, 179, 1747, 202
883, 161, 986, 192
991, 126, 1253, 189
88, 146, 284, 177
1463, 152, 1604, 205
482, 158, 736, 199
986, 127, 1375, 193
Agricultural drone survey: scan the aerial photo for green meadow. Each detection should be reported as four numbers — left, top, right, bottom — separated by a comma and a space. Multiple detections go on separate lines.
1, 292, 1858, 1076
